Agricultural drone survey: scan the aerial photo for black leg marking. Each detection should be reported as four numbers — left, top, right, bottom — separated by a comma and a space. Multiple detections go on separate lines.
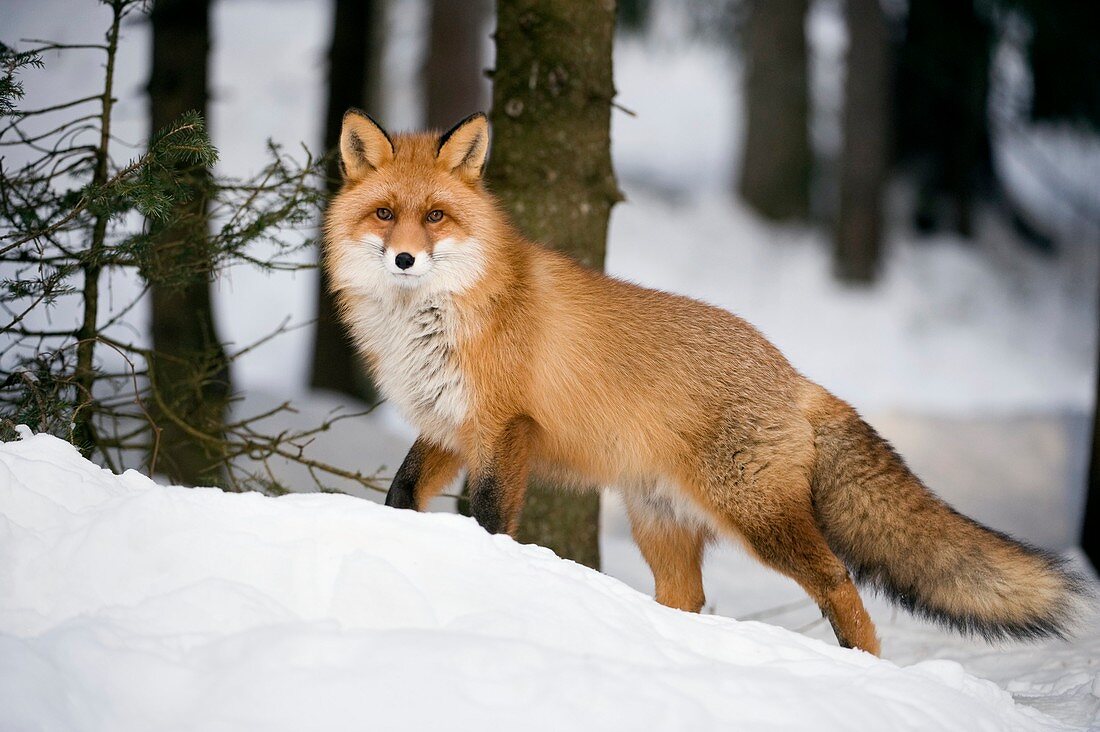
386, 442, 424, 510
469, 469, 506, 534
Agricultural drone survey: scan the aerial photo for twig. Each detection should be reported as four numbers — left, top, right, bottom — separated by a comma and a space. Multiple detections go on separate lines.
738, 597, 815, 621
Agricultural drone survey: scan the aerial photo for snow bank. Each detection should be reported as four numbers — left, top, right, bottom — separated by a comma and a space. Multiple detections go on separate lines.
0, 432, 1070, 731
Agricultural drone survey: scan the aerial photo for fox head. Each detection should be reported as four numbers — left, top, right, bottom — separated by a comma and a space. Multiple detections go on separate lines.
324, 110, 500, 299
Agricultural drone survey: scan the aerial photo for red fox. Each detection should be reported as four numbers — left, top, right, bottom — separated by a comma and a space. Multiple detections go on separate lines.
324, 110, 1085, 655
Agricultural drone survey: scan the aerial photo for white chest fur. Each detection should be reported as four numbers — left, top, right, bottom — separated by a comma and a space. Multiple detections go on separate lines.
347, 294, 469, 450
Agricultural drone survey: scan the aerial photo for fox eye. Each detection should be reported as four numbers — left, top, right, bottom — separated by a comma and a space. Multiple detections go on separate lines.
426, 209, 444, 223
376, 207, 394, 221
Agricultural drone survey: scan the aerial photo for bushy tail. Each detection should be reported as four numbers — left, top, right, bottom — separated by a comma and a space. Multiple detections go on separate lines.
804, 388, 1088, 641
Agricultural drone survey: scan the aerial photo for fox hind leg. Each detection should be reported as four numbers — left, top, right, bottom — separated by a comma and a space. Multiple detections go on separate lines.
624, 492, 707, 613
708, 475, 880, 655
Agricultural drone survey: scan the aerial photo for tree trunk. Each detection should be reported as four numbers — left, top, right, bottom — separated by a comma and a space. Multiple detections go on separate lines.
424, 0, 490, 129
147, 0, 229, 487
72, 0, 124, 457
739, 0, 811, 222
1027, 1, 1100, 130
488, 0, 620, 569
310, 0, 382, 401
834, 0, 891, 283
1084, 291, 1100, 571
895, 0, 992, 237
617, 0, 651, 33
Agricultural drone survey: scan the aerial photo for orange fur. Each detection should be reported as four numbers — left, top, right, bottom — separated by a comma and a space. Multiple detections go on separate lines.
326, 112, 1085, 656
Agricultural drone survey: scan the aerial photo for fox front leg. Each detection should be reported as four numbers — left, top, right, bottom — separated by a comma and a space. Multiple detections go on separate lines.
385, 437, 462, 511
467, 417, 535, 536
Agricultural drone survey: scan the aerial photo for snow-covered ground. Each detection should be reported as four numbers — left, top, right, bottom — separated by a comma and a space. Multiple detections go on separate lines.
1, 431, 1093, 731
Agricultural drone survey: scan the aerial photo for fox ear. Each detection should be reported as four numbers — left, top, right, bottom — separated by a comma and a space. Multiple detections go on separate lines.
437, 113, 489, 181
340, 109, 394, 180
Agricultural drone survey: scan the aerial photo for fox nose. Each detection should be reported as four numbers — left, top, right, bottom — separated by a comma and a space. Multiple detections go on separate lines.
394, 252, 415, 270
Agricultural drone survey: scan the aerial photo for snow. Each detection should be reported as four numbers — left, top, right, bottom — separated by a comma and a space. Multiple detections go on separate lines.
0, 430, 1085, 731
600, 488, 1100, 729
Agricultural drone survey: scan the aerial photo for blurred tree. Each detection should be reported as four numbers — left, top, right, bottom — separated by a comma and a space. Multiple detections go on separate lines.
890, 0, 1098, 244
1086, 283, 1100, 570
424, 0, 490, 129
739, 0, 811, 221
618, 0, 651, 32
1087, 351, 1100, 571
488, 0, 621, 570
895, 0, 993, 238
147, 0, 229, 486
311, 0, 383, 401
1014, 0, 1100, 130
834, 0, 891, 283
